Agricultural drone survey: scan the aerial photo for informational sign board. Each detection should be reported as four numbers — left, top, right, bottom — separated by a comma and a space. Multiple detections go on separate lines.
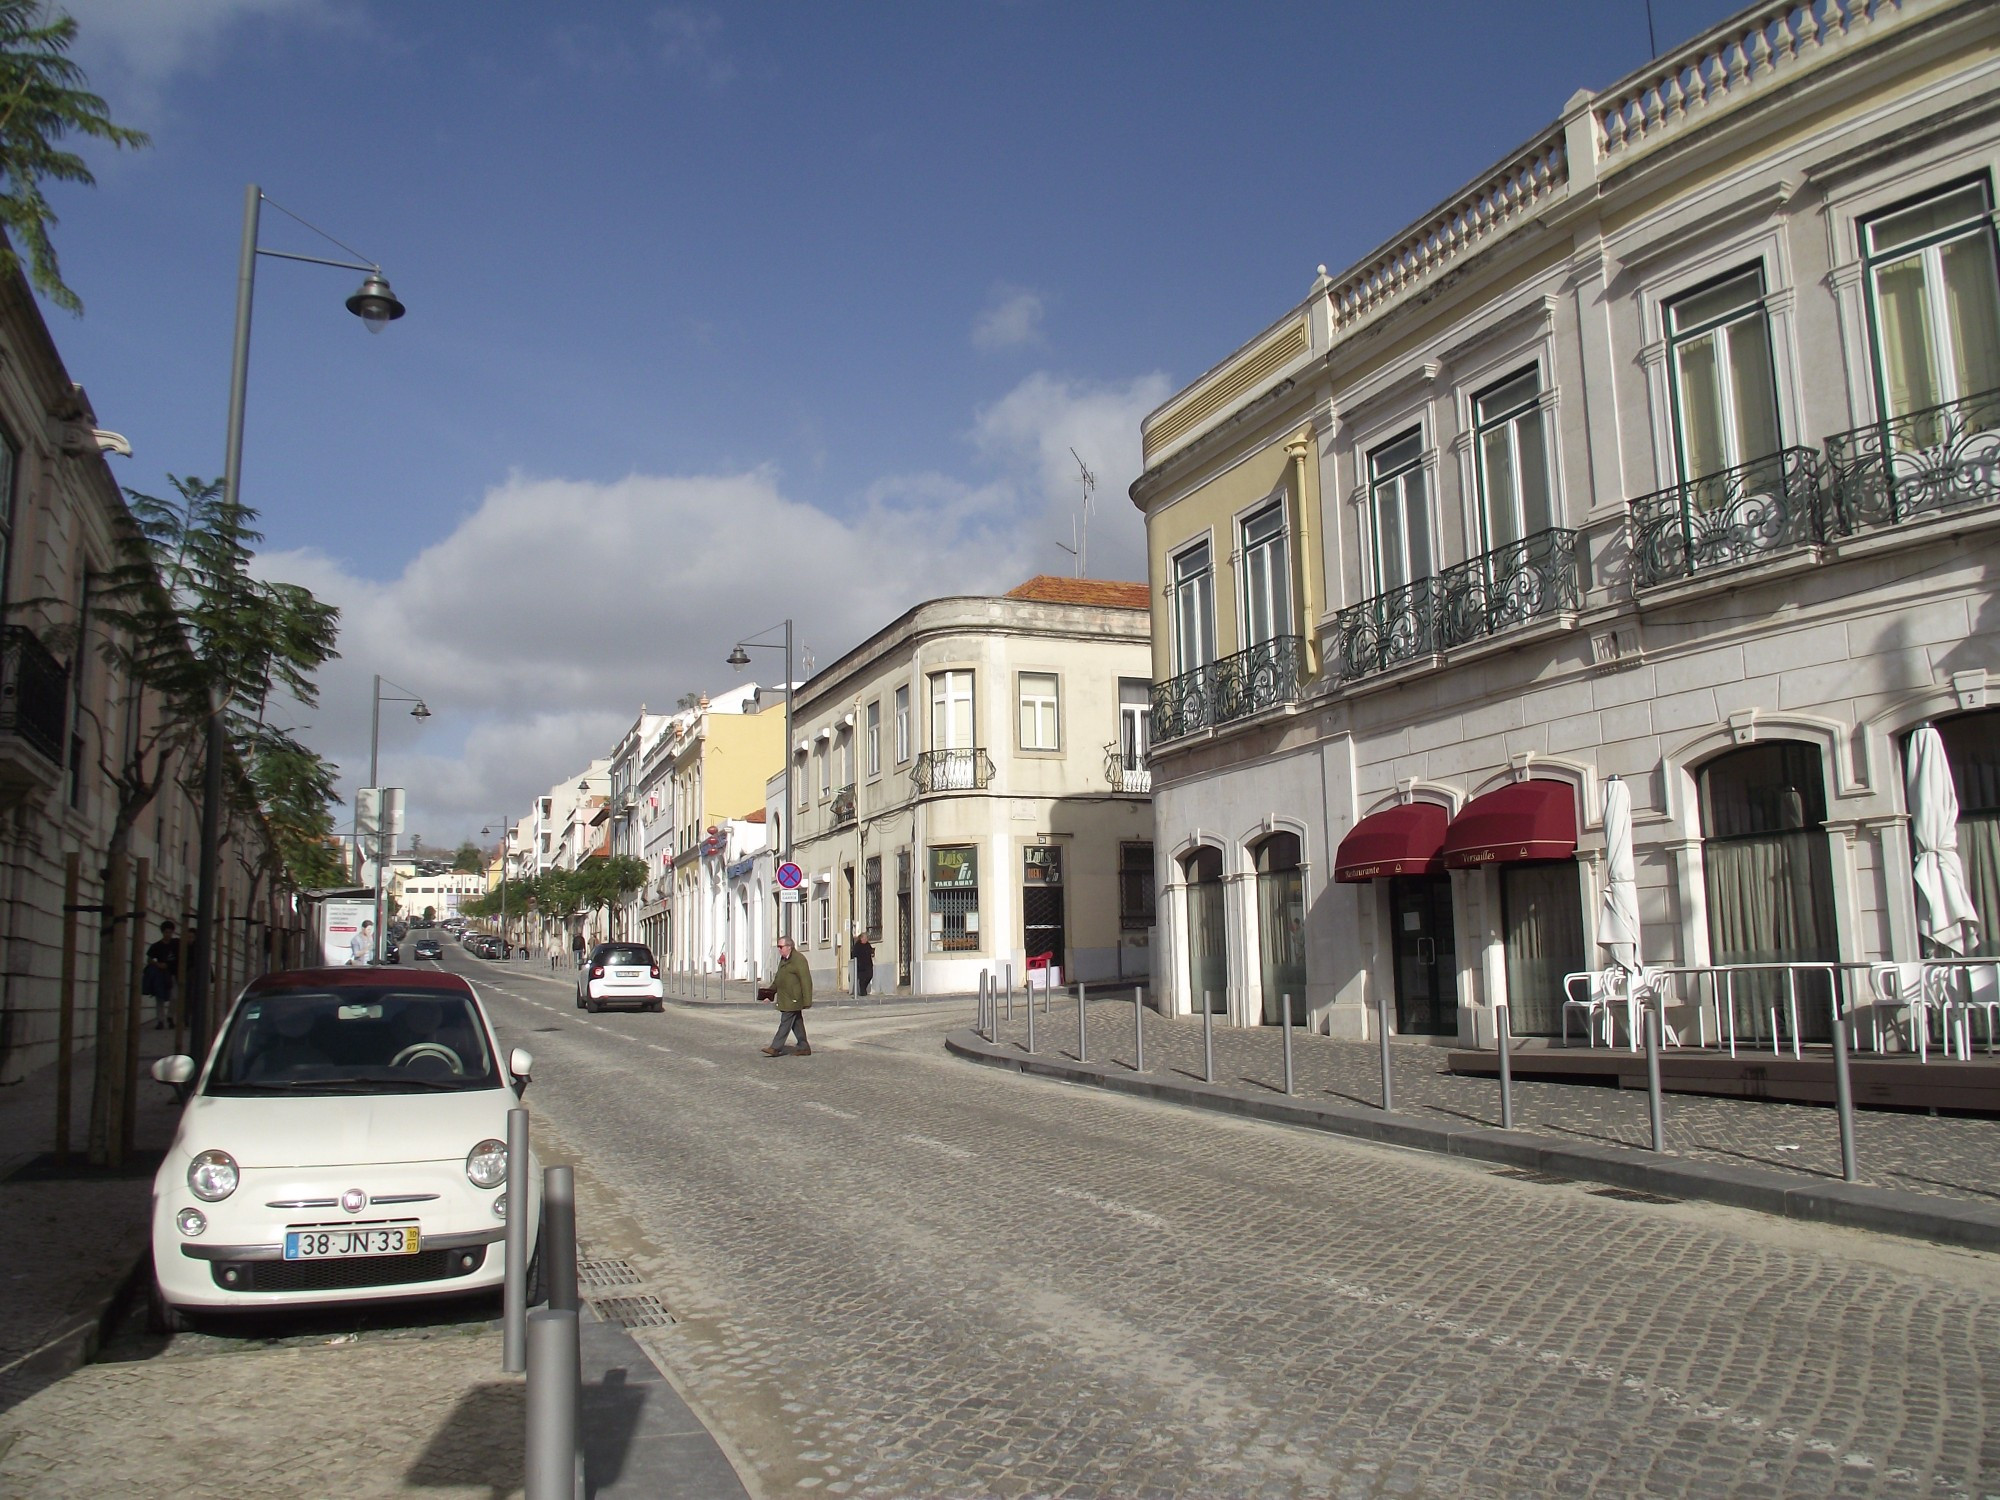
776, 862, 804, 890
318, 898, 378, 967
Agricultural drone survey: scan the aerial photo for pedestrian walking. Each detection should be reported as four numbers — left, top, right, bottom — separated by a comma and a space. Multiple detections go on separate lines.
852, 930, 874, 997
757, 935, 813, 1056
571, 930, 585, 969
143, 919, 181, 1029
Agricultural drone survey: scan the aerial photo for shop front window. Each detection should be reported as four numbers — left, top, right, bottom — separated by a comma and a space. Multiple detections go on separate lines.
928, 845, 979, 952
1254, 834, 1306, 1025
1183, 847, 1227, 1014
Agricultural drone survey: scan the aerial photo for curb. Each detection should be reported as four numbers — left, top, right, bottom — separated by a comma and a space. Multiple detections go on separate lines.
0, 1252, 146, 1400
945, 1031, 2000, 1254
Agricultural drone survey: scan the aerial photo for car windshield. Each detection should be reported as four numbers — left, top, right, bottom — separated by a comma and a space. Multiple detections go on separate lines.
595, 946, 653, 966
207, 987, 500, 1096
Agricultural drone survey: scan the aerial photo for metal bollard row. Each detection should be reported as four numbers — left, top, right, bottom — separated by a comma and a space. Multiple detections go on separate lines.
1280, 994, 1294, 1097
1496, 1002, 1514, 1131
525, 1163, 583, 1500
1202, 994, 1215, 1084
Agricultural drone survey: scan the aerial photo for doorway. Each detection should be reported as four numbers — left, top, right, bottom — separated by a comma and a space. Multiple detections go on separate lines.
1023, 845, 1066, 977
895, 849, 912, 988
1389, 874, 1457, 1035
1184, 847, 1228, 1013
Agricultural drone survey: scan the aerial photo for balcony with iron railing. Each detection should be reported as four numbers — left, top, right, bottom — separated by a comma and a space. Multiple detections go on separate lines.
1628, 448, 1826, 588
830, 783, 856, 824
1825, 387, 2000, 538
1151, 634, 1303, 743
1103, 745, 1152, 795
0, 625, 68, 793
911, 748, 994, 795
1323, 527, 1580, 689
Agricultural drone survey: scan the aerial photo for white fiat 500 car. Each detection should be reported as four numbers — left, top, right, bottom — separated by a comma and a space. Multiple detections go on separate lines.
576, 943, 665, 1013
148, 967, 539, 1330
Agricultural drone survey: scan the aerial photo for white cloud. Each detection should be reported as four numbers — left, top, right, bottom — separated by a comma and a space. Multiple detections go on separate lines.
64, 0, 336, 110
971, 286, 1046, 351
260, 367, 1170, 846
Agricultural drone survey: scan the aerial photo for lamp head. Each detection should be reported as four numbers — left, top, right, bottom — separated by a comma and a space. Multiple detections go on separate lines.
410, 701, 431, 720
726, 645, 751, 670
346, 273, 406, 332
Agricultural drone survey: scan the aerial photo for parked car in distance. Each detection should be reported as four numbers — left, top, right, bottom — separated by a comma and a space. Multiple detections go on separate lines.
577, 943, 664, 1013
412, 937, 444, 961
146, 966, 539, 1330
469, 934, 505, 959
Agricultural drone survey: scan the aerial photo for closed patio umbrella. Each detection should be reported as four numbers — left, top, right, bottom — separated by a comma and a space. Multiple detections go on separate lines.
1598, 776, 1640, 971
1909, 724, 1980, 954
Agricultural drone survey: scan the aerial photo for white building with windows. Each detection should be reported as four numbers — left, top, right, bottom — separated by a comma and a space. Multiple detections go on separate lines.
1134, 0, 2000, 1047
769, 577, 1155, 994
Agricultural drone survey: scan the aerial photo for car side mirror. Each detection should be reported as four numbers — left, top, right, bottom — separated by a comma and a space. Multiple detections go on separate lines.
151, 1055, 196, 1085
509, 1047, 533, 1094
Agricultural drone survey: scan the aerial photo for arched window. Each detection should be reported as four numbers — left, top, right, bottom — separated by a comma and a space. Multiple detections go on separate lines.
1926, 709, 2000, 956
1253, 834, 1307, 1025
1182, 847, 1227, 1014
1700, 742, 1836, 1041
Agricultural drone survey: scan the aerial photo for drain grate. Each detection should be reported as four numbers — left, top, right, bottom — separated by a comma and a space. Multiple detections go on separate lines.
1588, 1186, 1681, 1205
577, 1257, 640, 1288
1489, 1167, 1573, 1185
592, 1294, 674, 1329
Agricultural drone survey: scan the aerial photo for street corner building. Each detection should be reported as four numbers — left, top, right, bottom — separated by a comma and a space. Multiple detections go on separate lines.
1132, 0, 2000, 1049
766, 577, 1157, 996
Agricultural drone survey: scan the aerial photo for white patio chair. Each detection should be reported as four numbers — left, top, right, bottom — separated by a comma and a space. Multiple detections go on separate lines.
1939, 963, 2000, 1059
1561, 969, 1621, 1048
1866, 962, 1940, 1061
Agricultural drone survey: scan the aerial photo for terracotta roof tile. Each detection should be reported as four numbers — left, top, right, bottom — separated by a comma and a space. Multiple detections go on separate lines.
1003, 575, 1151, 610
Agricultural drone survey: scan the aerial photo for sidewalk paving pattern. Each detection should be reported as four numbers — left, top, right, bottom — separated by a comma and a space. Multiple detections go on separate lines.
975, 997, 2000, 1209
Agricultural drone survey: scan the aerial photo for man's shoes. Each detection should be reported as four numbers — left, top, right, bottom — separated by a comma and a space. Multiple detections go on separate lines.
795, 1045, 812, 1056
760, 1046, 783, 1056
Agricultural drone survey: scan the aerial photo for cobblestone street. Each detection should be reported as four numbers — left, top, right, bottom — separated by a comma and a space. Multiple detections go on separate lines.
467, 960, 1997, 1497
982, 995, 2000, 1208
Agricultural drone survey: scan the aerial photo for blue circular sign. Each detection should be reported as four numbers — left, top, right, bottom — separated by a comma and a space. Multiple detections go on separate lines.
776, 862, 804, 889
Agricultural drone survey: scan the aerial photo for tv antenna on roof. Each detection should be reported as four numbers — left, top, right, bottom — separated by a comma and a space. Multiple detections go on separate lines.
1055, 447, 1097, 579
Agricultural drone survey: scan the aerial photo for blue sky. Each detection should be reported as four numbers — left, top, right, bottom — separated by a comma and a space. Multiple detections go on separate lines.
44, 0, 1736, 842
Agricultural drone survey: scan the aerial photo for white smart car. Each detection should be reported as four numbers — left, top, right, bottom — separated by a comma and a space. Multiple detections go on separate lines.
576, 943, 665, 1013
147, 966, 541, 1330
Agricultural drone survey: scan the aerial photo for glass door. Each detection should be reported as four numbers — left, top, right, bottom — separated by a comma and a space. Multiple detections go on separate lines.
1184, 848, 1227, 1014
1255, 834, 1307, 1025
1389, 874, 1457, 1036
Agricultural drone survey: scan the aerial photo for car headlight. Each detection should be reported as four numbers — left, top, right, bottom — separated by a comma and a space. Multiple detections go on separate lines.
466, 1138, 508, 1188
187, 1150, 239, 1202
176, 1207, 207, 1237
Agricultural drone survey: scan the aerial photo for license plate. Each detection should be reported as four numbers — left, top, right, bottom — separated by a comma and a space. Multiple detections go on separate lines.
284, 1223, 421, 1260
613, 968, 643, 979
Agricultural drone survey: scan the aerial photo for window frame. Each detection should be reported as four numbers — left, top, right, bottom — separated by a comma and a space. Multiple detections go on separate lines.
1367, 427, 1432, 593
1237, 499, 1291, 648
1016, 670, 1061, 753
928, 669, 975, 751
866, 700, 881, 778
1117, 678, 1152, 771
894, 685, 911, 764
1861, 175, 2000, 423
1470, 366, 1556, 550
1664, 265, 1783, 485
1169, 535, 1216, 676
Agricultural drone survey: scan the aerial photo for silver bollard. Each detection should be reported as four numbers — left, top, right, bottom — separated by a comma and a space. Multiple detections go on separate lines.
503, 1106, 530, 1373
1026, 982, 1036, 1054
1496, 1002, 1514, 1130
524, 1306, 582, 1500
1281, 994, 1294, 1096
1831, 991, 1858, 1183
1203, 994, 1215, 1084
1377, 990, 1395, 1112
977, 971, 988, 1040
1005, 964, 1014, 1023
544, 1165, 578, 1314
1133, 986, 1145, 1073
1645, 1002, 1665, 1152
1077, 982, 1088, 1063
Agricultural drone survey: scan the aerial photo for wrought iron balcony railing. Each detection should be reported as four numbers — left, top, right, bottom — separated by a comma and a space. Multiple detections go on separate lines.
1628, 448, 1825, 588
1103, 746, 1152, 794
830, 784, 856, 824
911, 748, 994, 795
0, 626, 67, 767
1825, 388, 2000, 538
1324, 528, 1579, 687
1150, 635, 1303, 744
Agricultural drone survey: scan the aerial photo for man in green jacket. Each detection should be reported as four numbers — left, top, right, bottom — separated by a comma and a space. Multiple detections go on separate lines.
760, 935, 814, 1056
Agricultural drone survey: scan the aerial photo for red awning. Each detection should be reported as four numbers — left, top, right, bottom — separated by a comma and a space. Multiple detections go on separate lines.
1334, 802, 1449, 883
1441, 780, 1578, 868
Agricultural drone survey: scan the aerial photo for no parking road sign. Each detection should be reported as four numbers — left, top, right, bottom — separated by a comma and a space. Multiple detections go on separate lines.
776, 861, 804, 890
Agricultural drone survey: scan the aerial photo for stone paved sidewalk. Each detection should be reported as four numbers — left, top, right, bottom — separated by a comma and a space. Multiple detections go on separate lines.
986, 996, 2000, 1209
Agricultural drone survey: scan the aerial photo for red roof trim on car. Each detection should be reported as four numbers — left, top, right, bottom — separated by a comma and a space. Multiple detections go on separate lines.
246, 966, 475, 994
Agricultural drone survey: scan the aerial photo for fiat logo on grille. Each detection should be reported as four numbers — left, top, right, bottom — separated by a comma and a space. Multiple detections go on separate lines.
340, 1188, 367, 1214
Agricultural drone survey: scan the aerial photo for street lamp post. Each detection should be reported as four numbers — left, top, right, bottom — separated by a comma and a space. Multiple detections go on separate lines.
483, 819, 510, 952
726, 621, 793, 938
191, 184, 405, 1064
367, 674, 430, 961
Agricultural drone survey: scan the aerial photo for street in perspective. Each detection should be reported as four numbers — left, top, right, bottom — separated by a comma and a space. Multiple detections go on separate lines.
2, 1, 2000, 1496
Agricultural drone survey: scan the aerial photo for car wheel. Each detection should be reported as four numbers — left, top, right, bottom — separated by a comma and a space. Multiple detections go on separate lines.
146, 1272, 192, 1335
649, 1000, 664, 1013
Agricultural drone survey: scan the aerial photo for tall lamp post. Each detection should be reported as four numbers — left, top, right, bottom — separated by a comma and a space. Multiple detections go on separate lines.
367, 673, 430, 960
191, 184, 405, 1064
483, 819, 511, 951
726, 621, 793, 937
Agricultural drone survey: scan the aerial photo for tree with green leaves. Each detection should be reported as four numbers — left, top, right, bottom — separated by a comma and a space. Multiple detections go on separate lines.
0, 1, 147, 312
452, 840, 484, 874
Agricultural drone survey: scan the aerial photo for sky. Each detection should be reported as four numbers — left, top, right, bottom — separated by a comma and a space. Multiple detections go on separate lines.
40, 0, 1741, 847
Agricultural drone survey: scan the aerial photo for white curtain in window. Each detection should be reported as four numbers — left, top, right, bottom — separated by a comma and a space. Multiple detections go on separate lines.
1705, 831, 1834, 1038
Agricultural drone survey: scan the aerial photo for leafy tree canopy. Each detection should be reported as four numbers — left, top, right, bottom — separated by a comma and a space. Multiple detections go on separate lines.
452, 840, 484, 874
0, 2, 146, 312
